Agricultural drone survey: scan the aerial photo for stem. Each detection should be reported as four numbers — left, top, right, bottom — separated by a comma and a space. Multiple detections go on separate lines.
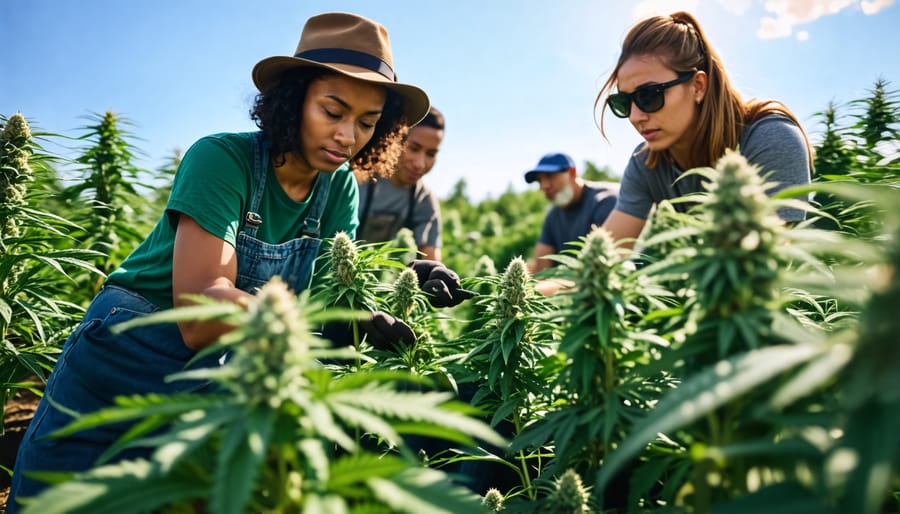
604, 346, 615, 393
691, 458, 713, 514
352, 320, 361, 370
706, 411, 721, 446
513, 409, 535, 499
603, 332, 616, 457
274, 451, 288, 512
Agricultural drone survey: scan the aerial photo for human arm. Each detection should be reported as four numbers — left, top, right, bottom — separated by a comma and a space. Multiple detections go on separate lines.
531, 238, 573, 295
740, 115, 811, 221
418, 244, 441, 261
411, 185, 443, 260
164, 134, 258, 349
528, 242, 556, 274
172, 214, 252, 350
600, 209, 647, 249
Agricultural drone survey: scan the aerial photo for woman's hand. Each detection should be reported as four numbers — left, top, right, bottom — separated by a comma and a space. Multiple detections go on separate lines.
359, 311, 416, 348
407, 260, 477, 307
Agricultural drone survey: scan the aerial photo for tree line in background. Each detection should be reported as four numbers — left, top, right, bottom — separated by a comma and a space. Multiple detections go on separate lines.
0, 78, 898, 513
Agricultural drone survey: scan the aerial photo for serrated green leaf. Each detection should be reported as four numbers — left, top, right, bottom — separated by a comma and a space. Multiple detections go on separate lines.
211, 408, 275, 514
595, 344, 820, 495
710, 481, 835, 514
328, 454, 407, 490
20, 459, 203, 514
367, 467, 483, 514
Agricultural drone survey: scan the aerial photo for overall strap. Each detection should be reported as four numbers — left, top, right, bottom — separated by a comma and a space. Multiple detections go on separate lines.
243, 131, 270, 238
300, 170, 333, 238
403, 183, 417, 230
357, 179, 376, 235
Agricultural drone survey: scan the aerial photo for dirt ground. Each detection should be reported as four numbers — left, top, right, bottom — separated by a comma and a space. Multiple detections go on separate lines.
0, 386, 41, 512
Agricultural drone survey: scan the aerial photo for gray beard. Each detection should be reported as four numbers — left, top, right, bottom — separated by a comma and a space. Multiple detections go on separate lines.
552, 181, 574, 208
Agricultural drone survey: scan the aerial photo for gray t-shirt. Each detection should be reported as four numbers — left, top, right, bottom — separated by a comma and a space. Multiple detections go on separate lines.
357, 179, 442, 248
539, 181, 619, 254
616, 114, 810, 221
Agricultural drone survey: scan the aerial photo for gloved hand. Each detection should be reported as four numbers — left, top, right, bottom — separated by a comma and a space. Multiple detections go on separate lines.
408, 260, 477, 308
359, 311, 416, 349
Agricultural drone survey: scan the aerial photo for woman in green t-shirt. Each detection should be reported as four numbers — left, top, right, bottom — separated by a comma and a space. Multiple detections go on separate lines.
8, 12, 471, 509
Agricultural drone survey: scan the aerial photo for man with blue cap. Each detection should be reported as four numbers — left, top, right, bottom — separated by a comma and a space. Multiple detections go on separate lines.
525, 152, 618, 274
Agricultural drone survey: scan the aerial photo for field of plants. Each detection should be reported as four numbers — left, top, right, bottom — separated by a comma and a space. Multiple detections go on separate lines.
1, 79, 898, 513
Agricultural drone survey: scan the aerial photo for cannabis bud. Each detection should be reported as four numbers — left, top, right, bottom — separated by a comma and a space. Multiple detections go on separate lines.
392, 267, 420, 320
549, 468, 591, 513
498, 256, 530, 318
482, 487, 505, 512
330, 231, 359, 286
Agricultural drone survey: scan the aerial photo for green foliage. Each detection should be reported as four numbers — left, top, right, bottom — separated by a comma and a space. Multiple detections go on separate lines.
580, 161, 618, 183
511, 227, 673, 508
440, 185, 545, 277
20, 279, 502, 513
593, 155, 899, 513
4, 79, 899, 512
59, 111, 151, 296
0, 113, 104, 428
811, 78, 899, 237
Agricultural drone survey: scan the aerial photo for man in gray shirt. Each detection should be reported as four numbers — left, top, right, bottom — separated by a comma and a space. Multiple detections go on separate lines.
525, 152, 618, 274
357, 107, 444, 260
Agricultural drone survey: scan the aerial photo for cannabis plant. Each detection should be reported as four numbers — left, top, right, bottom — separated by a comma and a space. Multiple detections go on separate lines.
20, 277, 504, 514
449, 257, 558, 499
830, 183, 900, 514
812, 79, 900, 237
0, 113, 102, 427
373, 266, 442, 374
59, 111, 148, 296
311, 232, 398, 354
511, 227, 672, 511
313, 231, 405, 314
744, 181, 900, 514
593, 151, 846, 512
457, 257, 557, 415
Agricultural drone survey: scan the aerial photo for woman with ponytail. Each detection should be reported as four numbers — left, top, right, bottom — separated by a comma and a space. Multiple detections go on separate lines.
596, 11, 812, 244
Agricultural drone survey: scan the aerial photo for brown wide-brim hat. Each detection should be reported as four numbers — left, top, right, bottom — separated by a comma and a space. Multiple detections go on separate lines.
252, 12, 430, 126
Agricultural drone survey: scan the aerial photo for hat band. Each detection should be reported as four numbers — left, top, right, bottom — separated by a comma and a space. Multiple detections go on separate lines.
295, 48, 395, 82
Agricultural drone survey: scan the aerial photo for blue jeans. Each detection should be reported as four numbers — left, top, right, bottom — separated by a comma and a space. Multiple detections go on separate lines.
6, 285, 221, 512
7, 130, 328, 512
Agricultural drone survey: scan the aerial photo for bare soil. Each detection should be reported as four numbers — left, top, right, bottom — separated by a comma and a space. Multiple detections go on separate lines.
0, 385, 41, 512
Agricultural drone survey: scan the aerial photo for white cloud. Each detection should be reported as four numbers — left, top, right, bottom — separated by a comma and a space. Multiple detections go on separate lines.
861, 0, 896, 14
757, 14, 794, 38
636, 0, 895, 41
716, 0, 755, 15
757, 0, 895, 39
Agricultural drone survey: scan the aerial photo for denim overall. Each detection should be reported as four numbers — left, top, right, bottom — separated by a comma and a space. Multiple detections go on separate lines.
7, 131, 332, 511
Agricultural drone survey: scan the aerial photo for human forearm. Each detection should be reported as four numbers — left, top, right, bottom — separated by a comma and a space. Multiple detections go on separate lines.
175, 283, 254, 350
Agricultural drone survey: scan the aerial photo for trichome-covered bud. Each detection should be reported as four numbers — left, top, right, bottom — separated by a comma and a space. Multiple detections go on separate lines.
330, 231, 359, 286
482, 487, 505, 512
549, 468, 591, 513
392, 267, 420, 320
578, 226, 622, 299
498, 256, 530, 318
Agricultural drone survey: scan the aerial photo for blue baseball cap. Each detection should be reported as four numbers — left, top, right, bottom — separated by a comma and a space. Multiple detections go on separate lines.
524, 153, 575, 183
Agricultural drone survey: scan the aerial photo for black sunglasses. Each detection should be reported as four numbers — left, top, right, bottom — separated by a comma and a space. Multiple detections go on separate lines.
607, 70, 697, 118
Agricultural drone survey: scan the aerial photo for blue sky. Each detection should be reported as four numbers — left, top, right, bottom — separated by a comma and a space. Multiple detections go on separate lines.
3, 0, 898, 201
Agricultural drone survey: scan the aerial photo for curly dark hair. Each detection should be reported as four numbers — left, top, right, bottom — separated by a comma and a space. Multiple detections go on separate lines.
250, 67, 408, 177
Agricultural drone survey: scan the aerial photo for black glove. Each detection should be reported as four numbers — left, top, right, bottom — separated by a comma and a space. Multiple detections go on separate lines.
408, 260, 477, 308
359, 311, 416, 349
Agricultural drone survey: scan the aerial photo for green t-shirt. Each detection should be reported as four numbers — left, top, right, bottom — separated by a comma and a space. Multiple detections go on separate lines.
106, 131, 359, 308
